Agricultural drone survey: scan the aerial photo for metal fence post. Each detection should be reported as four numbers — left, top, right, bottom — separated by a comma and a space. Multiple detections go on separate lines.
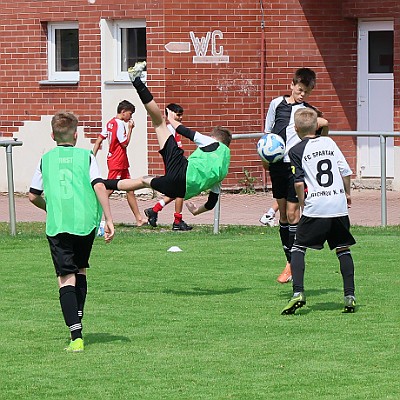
213, 195, 221, 234
380, 134, 387, 226
0, 139, 23, 236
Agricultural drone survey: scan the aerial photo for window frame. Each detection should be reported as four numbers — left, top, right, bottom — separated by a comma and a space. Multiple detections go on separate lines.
47, 22, 79, 82
114, 19, 146, 82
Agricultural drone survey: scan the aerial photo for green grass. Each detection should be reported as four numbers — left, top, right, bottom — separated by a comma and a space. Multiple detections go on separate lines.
1, 223, 400, 399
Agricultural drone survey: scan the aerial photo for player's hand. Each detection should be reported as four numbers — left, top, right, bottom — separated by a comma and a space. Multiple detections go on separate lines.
104, 220, 115, 242
186, 201, 198, 215
127, 119, 135, 130
166, 109, 176, 123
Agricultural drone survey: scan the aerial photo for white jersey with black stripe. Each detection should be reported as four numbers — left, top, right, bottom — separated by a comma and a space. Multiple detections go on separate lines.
265, 96, 315, 162
289, 136, 352, 217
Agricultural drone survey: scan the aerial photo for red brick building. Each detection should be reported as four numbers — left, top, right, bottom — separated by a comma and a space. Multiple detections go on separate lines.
0, 0, 399, 191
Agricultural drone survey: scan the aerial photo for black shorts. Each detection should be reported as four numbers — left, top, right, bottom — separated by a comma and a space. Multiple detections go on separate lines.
269, 162, 298, 203
150, 135, 188, 198
47, 229, 96, 277
294, 215, 356, 250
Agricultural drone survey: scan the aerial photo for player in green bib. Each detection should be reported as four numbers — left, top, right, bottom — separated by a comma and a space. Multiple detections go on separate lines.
105, 61, 232, 217
29, 112, 114, 352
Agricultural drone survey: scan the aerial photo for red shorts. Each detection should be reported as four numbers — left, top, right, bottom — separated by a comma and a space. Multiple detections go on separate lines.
107, 169, 131, 179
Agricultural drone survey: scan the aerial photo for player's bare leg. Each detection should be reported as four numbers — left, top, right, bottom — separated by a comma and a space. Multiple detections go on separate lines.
117, 176, 154, 192
126, 191, 145, 226
128, 61, 171, 149
276, 198, 292, 283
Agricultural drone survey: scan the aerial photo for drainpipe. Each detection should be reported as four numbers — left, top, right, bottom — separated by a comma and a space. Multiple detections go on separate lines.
260, 0, 266, 188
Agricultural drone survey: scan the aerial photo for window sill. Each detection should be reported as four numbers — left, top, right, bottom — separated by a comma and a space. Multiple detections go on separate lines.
39, 80, 79, 86
104, 80, 132, 85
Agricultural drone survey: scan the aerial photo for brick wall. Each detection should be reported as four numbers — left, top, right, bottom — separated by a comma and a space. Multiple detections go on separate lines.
0, 0, 398, 189
344, 0, 400, 146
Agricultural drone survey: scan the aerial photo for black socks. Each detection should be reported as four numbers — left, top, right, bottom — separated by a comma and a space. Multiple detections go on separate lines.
132, 77, 153, 104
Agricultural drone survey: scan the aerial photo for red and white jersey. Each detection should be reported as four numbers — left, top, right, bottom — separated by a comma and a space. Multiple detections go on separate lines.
289, 136, 352, 218
99, 117, 129, 170
167, 123, 182, 148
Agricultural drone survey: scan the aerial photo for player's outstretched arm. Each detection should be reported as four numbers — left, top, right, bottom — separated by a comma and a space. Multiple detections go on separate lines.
92, 136, 104, 156
186, 191, 219, 216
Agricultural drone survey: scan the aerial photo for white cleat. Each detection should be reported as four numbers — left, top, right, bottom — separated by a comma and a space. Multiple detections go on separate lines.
259, 213, 275, 227
128, 61, 147, 82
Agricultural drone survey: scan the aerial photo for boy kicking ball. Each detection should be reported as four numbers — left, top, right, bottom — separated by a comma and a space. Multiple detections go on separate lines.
105, 61, 232, 217
281, 108, 356, 315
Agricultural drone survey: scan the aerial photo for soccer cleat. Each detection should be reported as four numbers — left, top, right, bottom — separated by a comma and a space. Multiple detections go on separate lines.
259, 213, 275, 227
172, 220, 193, 231
144, 208, 158, 227
277, 262, 292, 283
128, 61, 147, 82
342, 295, 356, 313
281, 292, 306, 315
65, 338, 84, 353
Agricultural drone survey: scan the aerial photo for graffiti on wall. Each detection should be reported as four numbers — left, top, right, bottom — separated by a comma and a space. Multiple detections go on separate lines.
165, 30, 229, 63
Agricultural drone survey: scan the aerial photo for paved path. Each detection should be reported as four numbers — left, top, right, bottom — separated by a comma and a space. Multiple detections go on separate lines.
1, 189, 399, 227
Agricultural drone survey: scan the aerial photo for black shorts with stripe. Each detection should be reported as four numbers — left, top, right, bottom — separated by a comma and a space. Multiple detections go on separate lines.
294, 215, 356, 250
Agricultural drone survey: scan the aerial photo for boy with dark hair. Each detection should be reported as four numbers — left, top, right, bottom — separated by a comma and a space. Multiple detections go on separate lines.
144, 103, 193, 231
29, 111, 115, 352
264, 67, 329, 284
93, 99, 144, 226
105, 61, 232, 217
281, 108, 356, 315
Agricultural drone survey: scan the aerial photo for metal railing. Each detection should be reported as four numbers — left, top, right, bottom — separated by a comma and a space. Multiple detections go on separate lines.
1, 132, 399, 235
1, 139, 23, 236
213, 131, 400, 233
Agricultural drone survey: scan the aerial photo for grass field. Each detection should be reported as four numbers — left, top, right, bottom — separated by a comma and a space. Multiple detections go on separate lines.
1, 223, 399, 399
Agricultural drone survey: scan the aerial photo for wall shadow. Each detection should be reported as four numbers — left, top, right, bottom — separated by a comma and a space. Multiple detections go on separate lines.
298, 0, 358, 130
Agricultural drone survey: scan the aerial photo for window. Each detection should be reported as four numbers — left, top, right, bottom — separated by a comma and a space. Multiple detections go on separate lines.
115, 20, 146, 81
368, 31, 393, 73
48, 22, 79, 82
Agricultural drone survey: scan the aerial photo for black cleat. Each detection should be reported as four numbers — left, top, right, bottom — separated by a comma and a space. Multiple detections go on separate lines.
144, 208, 158, 227
342, 295, 356, 313
172, 220, 193, 231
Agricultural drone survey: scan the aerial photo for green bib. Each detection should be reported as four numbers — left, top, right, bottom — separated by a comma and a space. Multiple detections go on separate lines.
184, 143, 230, 200
41, 147, 102, 236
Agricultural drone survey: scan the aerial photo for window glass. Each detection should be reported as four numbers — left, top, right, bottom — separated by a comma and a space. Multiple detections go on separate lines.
368, 31, 393, 73
121, 27, 146, 71
55, 28, 79, 72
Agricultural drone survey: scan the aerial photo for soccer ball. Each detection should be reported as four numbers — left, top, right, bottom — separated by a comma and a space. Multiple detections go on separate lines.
257, 133, 285, 163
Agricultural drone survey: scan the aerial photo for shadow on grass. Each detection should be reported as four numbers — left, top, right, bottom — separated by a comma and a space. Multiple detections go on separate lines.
163, 287, 251, 296
309, 301, 342, 311
84, 332, 131, 345
277, 287, 340, 299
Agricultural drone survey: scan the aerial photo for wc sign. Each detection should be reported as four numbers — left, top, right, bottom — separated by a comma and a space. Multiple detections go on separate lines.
165, 30, 229, 64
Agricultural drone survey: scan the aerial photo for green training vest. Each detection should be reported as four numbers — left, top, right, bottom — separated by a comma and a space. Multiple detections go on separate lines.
184, 143, 230, 200
41, 147, 102, 236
